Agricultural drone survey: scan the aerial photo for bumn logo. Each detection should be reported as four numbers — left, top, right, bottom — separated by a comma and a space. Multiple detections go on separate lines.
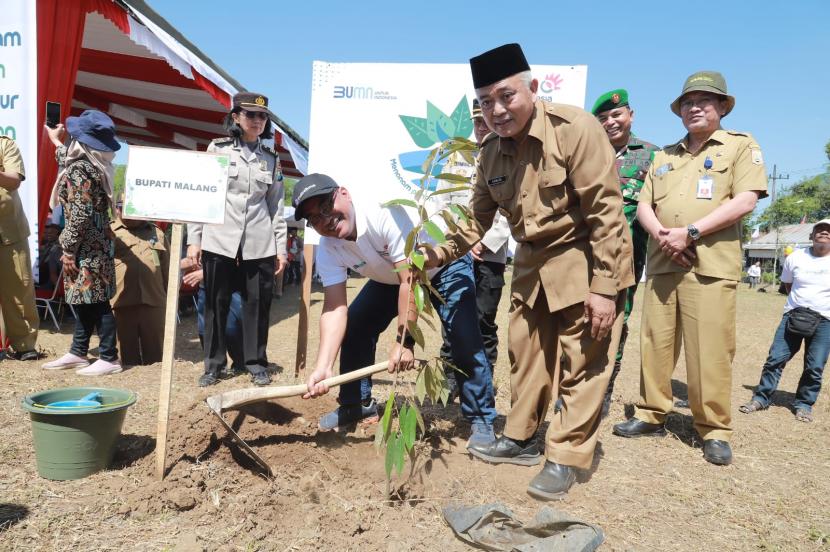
333, 85, 374, 99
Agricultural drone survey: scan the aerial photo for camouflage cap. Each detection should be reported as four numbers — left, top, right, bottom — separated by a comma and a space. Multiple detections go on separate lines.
670, 71, 735, 117
591, 89, 629, 115
233, 92, 270, 113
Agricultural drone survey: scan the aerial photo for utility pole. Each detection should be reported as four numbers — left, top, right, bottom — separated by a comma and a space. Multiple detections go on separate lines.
769, 164, 790, 281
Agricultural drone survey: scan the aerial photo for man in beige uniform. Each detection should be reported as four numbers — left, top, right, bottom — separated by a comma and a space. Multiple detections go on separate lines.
613, 71, 767, 466
0, 136, 39, 360
111, 204, 169, 366
426, 43, 633, 500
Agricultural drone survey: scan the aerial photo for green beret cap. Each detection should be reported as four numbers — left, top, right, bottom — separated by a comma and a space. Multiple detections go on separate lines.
591, 89, 629, 115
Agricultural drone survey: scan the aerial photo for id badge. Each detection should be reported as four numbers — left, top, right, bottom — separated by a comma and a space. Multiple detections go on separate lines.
697, 175, 714, 199
151, 249, 161, 267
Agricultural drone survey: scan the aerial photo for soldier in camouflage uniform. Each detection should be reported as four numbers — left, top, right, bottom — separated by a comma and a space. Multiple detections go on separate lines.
591, 89, 659, 416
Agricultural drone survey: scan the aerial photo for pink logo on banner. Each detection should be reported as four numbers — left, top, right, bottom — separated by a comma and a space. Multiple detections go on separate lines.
540, 73, 564, 93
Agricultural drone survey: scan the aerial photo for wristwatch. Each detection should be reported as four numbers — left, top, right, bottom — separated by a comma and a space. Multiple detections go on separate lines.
687, 224, 701, 241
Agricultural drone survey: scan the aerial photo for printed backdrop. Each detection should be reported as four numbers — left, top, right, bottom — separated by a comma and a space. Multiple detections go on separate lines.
306, 61, 588, 243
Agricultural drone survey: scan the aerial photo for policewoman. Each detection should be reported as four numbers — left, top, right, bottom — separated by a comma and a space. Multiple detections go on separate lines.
187, 93, 287, 387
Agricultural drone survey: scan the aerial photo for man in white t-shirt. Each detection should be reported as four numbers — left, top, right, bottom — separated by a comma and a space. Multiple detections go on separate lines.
294, 174, 497, 446
740, 219, 830, 422
747, 261, 761, 288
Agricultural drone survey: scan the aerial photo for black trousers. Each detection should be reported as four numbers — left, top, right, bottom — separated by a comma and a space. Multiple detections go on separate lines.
70, 301, 118, 361
441, 260, 506, 370
202, 250, 274, 376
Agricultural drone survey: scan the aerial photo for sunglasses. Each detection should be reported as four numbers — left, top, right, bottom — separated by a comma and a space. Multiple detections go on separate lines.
306, 191, 337, 227
241, 110, 268, 120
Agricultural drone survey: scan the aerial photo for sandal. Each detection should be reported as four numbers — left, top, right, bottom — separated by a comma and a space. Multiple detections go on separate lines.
738, 400, 765, 414
794, 409, 813, 423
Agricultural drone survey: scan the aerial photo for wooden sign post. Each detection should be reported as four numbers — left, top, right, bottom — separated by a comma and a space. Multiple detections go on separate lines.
123, 146, 230, 480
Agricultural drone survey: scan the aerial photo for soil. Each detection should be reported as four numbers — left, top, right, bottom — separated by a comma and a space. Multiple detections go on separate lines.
1, 276, 828, 551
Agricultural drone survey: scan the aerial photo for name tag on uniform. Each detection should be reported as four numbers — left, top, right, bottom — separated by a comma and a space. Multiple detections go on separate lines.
151, 249, 161, 267
655, 163, 673, 177
487, 175, 506, 186
259, 159, 268, 171
697, 175, 714, 200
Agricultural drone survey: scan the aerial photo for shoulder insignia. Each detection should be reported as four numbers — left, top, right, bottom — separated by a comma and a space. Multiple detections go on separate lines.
725, 130, 749, 137
210, 137, 234, 146
543, 101, 578, 123
261, 143, 278, 157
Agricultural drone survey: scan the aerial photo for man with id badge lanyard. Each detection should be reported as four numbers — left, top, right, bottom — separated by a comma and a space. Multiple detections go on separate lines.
612, 72, 768, 466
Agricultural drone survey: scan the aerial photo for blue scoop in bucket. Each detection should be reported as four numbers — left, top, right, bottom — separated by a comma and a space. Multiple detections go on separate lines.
45, 392, 103, 409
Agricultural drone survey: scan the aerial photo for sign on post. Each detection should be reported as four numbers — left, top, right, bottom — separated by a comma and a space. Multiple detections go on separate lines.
124, 146, 229, 480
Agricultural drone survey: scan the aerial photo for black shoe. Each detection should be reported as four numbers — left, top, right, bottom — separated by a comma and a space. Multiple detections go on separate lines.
612, 418, 666, 438
468, 435, 543, 466
251, 371, 271, 386
703, 439, 732, 466
198, 372, 220, 387
527, 461, 576, 501
8, 349, 41, 361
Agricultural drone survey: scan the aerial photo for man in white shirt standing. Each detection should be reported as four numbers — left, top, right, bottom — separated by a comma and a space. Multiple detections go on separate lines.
296, 174, 498, 447
739, 219, 830, 422
747, 261, 761, 289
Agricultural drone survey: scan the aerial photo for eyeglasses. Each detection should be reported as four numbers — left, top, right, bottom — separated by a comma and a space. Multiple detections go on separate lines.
241, 110, 268, 120
679, 96, 720, 111
306, 191, 337, 227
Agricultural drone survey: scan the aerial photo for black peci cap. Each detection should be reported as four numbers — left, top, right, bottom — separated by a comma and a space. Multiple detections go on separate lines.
470, 43, 531, 89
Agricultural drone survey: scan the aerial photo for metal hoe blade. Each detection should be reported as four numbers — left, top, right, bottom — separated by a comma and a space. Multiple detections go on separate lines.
206, 396, 273, 476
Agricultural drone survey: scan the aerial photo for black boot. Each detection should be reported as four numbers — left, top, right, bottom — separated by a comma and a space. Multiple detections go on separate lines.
703, 440, 732, 465
612, 418, 666, 438
468, 435, 542, 466
527, 461, 576, 500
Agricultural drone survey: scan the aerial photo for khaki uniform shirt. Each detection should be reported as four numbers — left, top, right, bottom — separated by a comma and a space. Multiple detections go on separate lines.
640, 129, 768, 281
0, 136, 29, 245
187, 137, 287, 260
112, 220, 169, 308
440, 151, 510, 264
434, 100, 634, 313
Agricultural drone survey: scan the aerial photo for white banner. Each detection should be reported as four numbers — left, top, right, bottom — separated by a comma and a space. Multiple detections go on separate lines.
124, 146, 229, 224
2, 1, 38, 271
305, 61, 587, 243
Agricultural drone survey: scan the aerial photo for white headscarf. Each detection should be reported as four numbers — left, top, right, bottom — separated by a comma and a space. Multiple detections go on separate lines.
49, 140, 116, 209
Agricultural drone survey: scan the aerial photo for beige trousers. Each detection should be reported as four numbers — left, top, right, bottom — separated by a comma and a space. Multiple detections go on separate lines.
504, 290, 625, 469
0, 241, 38, 351
635, 271, 737, 441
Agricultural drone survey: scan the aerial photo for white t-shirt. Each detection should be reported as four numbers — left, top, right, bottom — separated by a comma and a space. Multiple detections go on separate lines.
747, 265, 761, 278
316, 203, 439, 287
781, 248, 830, 319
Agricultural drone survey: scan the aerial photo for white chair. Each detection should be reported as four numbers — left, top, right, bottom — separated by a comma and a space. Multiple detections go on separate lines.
34, 268, 65, 331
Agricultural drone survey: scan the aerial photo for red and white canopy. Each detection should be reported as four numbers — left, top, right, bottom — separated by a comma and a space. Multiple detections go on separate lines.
37, 0, 307, 230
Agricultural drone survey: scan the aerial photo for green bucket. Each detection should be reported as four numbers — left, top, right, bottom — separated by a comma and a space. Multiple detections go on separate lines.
21, 387, 137, 480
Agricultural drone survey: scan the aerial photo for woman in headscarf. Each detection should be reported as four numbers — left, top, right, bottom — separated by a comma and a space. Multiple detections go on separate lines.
186, 92, 287, 387
42, 110, 122, 376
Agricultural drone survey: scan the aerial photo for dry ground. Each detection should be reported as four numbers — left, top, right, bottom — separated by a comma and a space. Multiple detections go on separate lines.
1, 273, 828, 551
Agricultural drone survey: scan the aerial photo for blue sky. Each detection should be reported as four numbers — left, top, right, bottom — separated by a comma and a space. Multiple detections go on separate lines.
144, 0, 830, 214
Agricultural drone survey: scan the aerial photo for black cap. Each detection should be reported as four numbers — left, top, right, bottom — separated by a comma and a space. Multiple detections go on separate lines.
292, 173, 340, 220
233, 92, 269, 113
470, 43, 530, 89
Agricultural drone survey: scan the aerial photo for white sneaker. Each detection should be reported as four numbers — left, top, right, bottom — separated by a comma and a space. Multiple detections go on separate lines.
76, 359, 122, 376
42, 353, 90, 371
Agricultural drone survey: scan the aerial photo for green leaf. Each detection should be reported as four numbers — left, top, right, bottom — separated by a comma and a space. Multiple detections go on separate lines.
449, 204, 469, 224
403, 406, 417, 451
385, 433, 396, 478
420, 147, 439, 176
392, 263, 412, 273
430, 183, 471, 196
449, 97, 474, 139
411, 402, 425, 434
407, 320, 425, 349
439, 385, 450, 407
374, 420, 385, 448
381, 394, 394, 441
383, 198, 418, 209
413, 282, 425, 312
418, 310, 437, 332
439, 210, 459, 233
423, 220, 446, 244
411, 250, 425, 271
418, 205, 429, 222
415, 370, 427, 404
404, 228, 418, 257
459, 148, 475, 166
425, 280, 446, 305
399, 115, 435, 148
394, 431, 406, 475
